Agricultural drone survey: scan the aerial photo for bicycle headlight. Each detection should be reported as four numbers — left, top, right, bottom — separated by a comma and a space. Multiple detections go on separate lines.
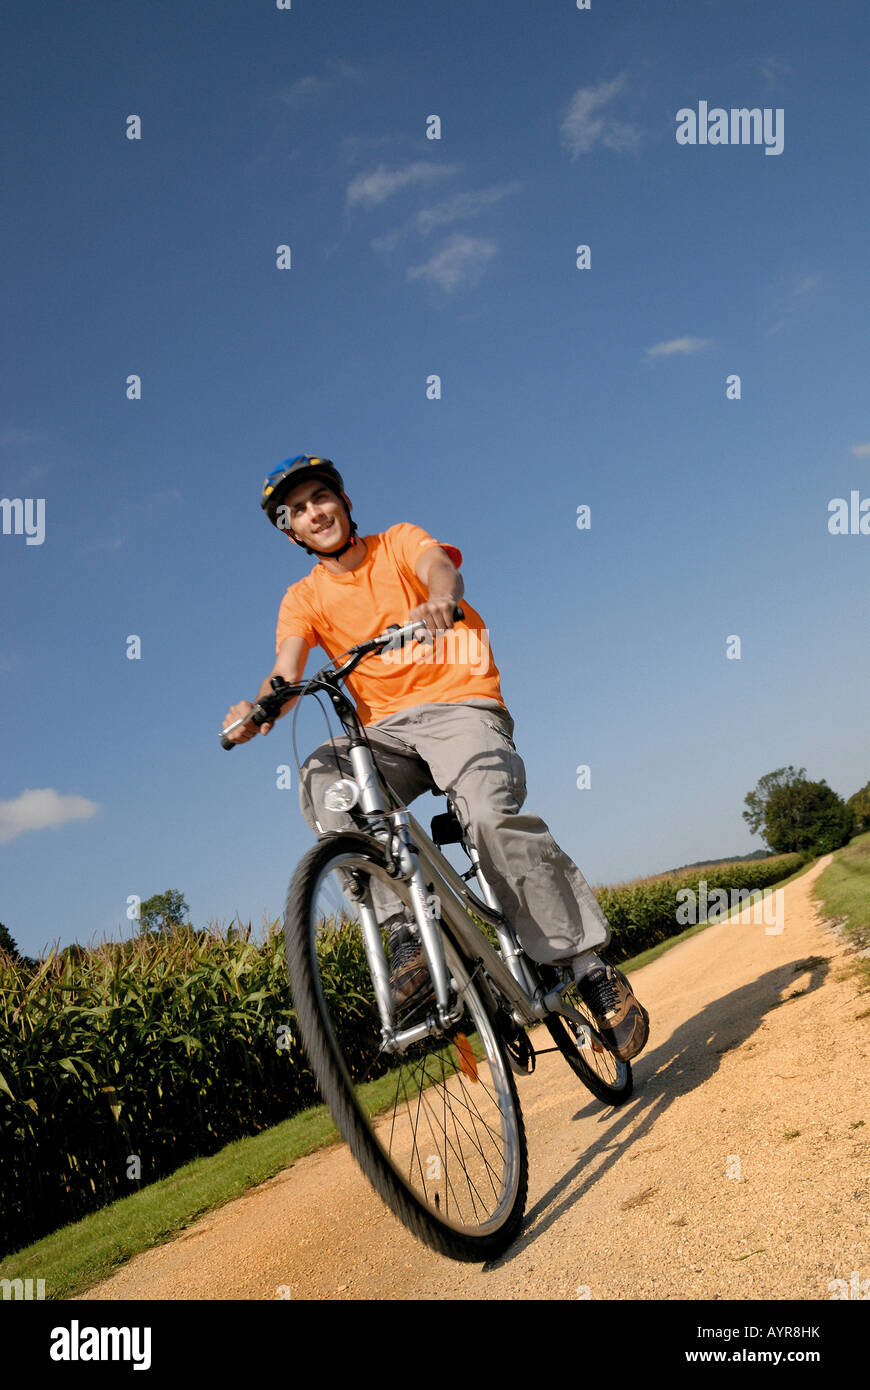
323, 778, 360, 812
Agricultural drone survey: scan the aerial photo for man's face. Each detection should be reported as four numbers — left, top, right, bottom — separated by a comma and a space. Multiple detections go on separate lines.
277, 478, 350, 551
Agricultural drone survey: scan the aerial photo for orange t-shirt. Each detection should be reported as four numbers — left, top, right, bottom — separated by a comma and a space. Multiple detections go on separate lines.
275, 522, 505, 725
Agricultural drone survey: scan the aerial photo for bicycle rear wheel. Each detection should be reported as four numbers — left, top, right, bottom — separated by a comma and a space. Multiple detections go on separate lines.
283, 832, 529, 1262
545, 975, 633, 1105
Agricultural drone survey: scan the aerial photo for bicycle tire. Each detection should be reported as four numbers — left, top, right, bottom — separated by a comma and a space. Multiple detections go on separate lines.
284, 832, 529, 1262
544, 982, 634, 1106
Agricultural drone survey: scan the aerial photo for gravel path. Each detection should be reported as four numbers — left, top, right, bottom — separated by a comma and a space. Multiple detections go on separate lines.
80, 855, 869, 1301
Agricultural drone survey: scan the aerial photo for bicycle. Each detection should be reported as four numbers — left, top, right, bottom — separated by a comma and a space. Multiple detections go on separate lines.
221, 609, 633, 1262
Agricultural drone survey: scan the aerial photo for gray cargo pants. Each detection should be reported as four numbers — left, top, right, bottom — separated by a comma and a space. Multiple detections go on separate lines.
297, 698, 611, 966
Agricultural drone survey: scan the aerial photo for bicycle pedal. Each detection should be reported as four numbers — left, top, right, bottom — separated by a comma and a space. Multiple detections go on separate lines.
573, 1025, 604, 1054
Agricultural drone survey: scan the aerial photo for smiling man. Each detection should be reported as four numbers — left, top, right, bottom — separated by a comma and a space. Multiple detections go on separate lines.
222, 454, 649, 1062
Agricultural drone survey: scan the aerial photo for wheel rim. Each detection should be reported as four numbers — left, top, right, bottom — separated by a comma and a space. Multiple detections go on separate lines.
303, 851, 523, 1238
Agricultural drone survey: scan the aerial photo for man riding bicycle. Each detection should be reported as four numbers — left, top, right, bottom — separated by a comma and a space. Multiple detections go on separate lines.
222, 454, 649, 1063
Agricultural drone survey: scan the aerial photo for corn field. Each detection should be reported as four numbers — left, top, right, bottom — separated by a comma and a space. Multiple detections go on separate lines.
595, 852, 806, 959
0, 917, 380, 1256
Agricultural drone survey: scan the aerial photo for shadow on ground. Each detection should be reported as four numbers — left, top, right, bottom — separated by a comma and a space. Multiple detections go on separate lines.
484, 951, 831, 1268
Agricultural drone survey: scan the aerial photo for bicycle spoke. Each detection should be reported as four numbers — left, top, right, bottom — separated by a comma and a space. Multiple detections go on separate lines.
411, 1057, 508, 1215
416, 1058, 507, 1158
419, 1078, 505, 1204
385, 1049, 506, 1222
543, 974, 632, 1104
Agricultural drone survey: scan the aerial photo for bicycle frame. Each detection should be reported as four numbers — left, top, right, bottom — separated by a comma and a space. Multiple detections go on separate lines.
223, 618, 599, 1055
339, 704, 596, 1056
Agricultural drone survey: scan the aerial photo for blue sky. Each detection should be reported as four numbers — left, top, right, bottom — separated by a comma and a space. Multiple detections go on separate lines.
2, 0, 869, 958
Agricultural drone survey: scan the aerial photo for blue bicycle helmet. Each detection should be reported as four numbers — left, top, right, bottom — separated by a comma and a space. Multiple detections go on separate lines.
260, 454, 359, 557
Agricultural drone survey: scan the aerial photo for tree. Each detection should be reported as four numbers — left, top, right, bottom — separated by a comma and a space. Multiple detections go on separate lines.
846, 781, 870, 835
138, 890, 190, 934
743, 767, 853, 854
742, 766, 804, 837
0, 921, 38, 972
0, 921, 19, 957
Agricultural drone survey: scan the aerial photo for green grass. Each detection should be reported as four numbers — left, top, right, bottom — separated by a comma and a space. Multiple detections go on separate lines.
1, 850, 824, 1298
0, 1104, 341, 1299
812, 829, 870, 986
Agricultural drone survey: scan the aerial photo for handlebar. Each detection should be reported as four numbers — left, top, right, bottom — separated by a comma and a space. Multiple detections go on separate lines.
220, 606, 465, 749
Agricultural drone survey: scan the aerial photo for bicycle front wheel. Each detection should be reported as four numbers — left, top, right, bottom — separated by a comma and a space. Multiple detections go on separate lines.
283, 832, 529, 1262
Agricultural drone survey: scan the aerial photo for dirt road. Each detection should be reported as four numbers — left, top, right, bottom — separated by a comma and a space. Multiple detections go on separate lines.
81, 856, 869, 1300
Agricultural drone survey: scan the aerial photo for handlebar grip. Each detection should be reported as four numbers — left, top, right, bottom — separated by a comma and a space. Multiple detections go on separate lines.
222, 698, 272, 750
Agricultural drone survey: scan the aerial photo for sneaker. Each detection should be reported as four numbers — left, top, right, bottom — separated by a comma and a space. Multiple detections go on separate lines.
388, 922, 434, 1009
573, 964, 649, 1062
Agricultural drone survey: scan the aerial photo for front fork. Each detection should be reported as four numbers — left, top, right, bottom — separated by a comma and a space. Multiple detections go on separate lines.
350, 815, 460, 1051
393, 819, 457, 1025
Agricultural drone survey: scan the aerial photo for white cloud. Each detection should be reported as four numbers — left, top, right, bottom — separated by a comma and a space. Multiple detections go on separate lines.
144, 487, 183, 510
792, 274, 820, 297
279, 74, 332, 107
645, 336, 712, 359
82, 535, 124, 554
851, 442, 870, 457
762, 268, 822, 336
277, 61, 362, 110
371, 227, 405, 255
347, 161, 460, 208
560, 74, 643, 158
0, 789, 99, 845
0, 428, 53, 447
416, 182, 522, 234
759, 55, 792, 90
371, 181, 521, 255
406, 234, 497, 292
